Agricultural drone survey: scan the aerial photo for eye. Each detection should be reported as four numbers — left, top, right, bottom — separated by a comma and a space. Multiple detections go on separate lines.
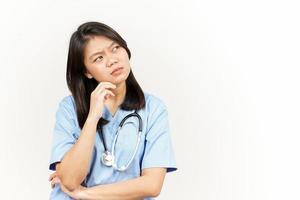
112, 45, 120, 52
94, 56, 103, 62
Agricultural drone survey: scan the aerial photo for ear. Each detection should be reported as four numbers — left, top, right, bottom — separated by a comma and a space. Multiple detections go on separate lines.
85, 72, 93, 79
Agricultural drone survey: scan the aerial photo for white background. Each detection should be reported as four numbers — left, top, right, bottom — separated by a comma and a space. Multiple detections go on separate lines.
0, 0, 300, 199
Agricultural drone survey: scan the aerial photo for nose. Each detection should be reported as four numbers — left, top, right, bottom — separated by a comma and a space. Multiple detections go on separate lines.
107, 56, 118, 68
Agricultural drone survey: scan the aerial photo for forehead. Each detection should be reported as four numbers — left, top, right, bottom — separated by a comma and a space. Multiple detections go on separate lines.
85, 36, 114, 55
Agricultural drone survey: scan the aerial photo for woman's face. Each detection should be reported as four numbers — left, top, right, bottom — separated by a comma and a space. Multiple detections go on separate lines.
83, 36, 131, 85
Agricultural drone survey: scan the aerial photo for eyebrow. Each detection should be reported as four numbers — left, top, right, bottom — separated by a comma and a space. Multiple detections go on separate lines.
89, 41, 116, 61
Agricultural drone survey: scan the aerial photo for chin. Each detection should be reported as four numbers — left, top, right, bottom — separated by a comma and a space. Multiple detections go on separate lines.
112, 72, 129, 84
110, 77, 126, 85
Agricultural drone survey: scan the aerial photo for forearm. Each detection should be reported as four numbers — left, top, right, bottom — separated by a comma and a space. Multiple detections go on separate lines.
82, 175, 159, 200
57, 117, 98, 190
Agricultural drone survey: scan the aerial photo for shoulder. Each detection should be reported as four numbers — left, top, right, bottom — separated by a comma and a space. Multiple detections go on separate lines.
143, 92, 168, 117
54, 95, 80, 130
142, 92, 170, 135
58, 95, 75, 108
56, 94, 77, 118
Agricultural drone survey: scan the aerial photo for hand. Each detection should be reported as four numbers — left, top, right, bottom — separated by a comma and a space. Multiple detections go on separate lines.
59, 182, 87, 200
87, 82, 116, 122
49, 171, 58, 188
49, 171, 87, 200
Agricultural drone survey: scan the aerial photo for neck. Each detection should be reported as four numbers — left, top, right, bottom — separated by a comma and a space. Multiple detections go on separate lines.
106, 81, 126, 107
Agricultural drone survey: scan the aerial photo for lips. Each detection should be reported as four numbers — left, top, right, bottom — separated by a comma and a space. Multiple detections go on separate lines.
111, 67, 123, 75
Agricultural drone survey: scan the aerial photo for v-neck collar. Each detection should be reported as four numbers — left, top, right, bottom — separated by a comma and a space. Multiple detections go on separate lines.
102, 105, 119, 121
102, 105, 136, 122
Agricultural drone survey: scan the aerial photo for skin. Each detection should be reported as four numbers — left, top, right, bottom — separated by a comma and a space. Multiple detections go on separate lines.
84, 35, 131, 118
49, 36, 166, 199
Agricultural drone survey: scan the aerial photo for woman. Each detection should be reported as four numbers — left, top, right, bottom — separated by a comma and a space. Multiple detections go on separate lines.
48, 21, 177, 200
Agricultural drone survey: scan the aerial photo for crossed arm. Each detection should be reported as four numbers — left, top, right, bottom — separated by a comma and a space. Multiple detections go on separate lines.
50, 118, 167, 199
50, 166, 166, 200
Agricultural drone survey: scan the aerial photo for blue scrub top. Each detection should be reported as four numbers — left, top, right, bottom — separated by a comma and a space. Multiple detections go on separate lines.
49, 92, 177, 200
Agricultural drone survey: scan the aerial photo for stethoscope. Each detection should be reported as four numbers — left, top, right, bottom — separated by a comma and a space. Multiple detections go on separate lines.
97, 111, 143, 172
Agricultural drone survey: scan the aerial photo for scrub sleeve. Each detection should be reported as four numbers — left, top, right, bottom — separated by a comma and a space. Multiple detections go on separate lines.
141, 102, 177, 173
49, 97, 77, 171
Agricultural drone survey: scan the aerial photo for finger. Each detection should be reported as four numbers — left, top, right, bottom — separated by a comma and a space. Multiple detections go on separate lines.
94, 82, 116, 94
103, 89, 115, 97
51, 177, 60, 188
51, 181, 55, 188
52, 177, 60, 184
49, 172, 57, 181
97, 88, 115, 99
97, 82, 116, 90
101, 89, 115, 100
98, 81, 116, 87
96, 86, 116, 97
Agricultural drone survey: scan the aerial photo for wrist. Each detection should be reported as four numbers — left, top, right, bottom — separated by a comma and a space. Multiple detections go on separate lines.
84, 116, 99, 132
86, 115, 100, 125
78, 186, 90, 200
80, 187, 97, 200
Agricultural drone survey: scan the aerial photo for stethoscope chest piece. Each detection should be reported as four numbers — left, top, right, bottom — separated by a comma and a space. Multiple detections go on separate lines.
99, 110, 143, 172
101, 151, 114, 167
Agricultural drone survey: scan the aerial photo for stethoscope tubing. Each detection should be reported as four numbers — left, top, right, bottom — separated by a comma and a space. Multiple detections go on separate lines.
99, 111, 142, 171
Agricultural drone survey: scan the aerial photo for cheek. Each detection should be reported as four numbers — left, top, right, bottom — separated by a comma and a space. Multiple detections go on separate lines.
119, 50, 130, 63
120, 55, 131, 69
88, 65, 109, 81
121, 61, 131, 77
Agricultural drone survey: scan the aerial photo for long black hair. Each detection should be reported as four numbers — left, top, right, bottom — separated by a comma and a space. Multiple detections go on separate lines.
66, 22, 145, 129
